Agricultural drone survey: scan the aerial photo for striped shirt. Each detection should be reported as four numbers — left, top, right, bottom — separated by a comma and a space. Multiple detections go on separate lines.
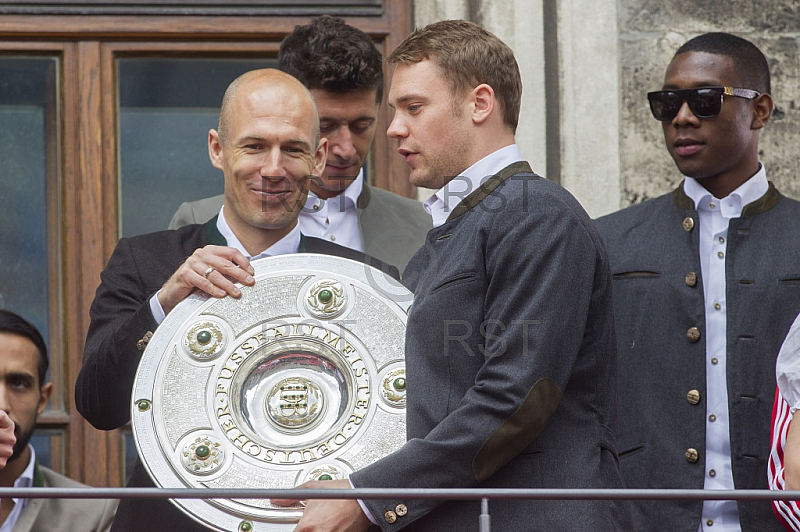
770, 387, 800, 531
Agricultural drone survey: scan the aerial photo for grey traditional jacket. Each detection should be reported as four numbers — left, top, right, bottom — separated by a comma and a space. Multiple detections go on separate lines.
351, 162, 633, 531
595, 183, 800, 532
13, 462, 116, 532
168, 181, 431, 272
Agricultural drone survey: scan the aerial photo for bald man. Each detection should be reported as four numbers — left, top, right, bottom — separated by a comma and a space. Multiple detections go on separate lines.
169, 16, 431, 273
75, 69, 398, 532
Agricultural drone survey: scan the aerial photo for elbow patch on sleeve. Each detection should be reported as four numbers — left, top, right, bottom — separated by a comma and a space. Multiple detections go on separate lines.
472, 378, 563, 483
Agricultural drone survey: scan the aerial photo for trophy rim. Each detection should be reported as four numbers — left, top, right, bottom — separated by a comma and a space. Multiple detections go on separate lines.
131, 253, 411, 531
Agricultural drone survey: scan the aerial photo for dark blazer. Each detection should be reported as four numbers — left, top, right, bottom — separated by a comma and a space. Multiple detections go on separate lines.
595, 183, 800, 532
75, 218, 399, 532
168, 181, 432, 272
13, 462, 117, 532
350, 162, 633, 531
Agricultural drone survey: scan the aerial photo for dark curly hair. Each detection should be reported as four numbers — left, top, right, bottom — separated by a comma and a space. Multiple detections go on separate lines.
278, 15, 384, 103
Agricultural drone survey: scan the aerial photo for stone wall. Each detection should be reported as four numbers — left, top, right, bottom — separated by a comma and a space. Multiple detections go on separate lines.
619, 1, 800, 206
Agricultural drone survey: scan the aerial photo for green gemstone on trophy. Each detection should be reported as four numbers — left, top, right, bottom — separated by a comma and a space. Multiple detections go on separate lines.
393, 377, 406, 390
318, 289, 333, 303
318, 474, 333, 481
196, 330, 212, 345
195, 445, 211, 459
239, 521, 253, 532
137, 399, 151, 411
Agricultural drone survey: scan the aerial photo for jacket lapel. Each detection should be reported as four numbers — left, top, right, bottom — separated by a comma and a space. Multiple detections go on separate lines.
447, 161, 533, 222
204, 215, 225, 246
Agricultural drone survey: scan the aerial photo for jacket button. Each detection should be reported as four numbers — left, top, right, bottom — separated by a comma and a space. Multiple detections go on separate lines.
685, 272, 697, 287
685, 448, 699, 462
687, 390, 701, 405
395, 504, 408, 517
384, 510, 397, 524
137, 331, 154, 351
682, 217, 695, 232
687, 327, 701, 342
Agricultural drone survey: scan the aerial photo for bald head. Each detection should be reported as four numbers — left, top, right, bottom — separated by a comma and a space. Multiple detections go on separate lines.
208, 68, 328, 255
217, 69, 320, 146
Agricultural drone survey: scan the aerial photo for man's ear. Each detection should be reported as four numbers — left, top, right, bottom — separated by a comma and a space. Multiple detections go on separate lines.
312, 137, 328, 177
471, 83, 496, 125
752, 93, 773, 130
208, 129, 224, 170
37, 382, 53, 416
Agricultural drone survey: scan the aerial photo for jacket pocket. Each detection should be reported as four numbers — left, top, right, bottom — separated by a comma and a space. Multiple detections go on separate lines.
430, 271, 478, 294
611, 271, 660, 280
618, 443, 645, 459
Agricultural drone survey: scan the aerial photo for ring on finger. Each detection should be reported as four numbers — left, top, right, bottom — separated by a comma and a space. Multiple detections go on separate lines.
203, 267, 215, 278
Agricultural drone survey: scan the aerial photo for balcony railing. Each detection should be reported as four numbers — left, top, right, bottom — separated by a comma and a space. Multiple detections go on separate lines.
1, 487, 797, 532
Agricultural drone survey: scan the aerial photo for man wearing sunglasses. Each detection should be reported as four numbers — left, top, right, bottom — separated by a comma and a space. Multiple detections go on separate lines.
596, 33, 800, 532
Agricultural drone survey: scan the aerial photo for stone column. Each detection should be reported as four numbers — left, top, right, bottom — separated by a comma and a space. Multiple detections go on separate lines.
412, 0, 621, 217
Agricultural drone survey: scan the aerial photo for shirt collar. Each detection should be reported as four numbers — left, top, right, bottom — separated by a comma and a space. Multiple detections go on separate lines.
304, 169, 364, 212
341, 168, 364, 208
12, 445, 36, 504
683, 164, 769, 219
216, 205, 301, 260
423, 144, 523, 227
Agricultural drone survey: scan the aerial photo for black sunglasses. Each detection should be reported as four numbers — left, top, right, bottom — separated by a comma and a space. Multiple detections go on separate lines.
647, 86, 760, 121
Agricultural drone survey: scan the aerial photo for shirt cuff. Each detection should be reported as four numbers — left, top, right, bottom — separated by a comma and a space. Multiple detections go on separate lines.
349, 478, 377, 525
149, 290, 166, 325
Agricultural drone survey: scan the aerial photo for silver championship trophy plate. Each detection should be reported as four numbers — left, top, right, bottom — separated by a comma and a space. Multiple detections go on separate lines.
131, 254, 412, 531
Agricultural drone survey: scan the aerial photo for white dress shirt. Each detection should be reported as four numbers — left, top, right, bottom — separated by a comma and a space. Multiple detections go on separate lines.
300, 169, 364, 251
0, 446, 36, 532
684, 165, 769, 532
149, 205, 301, 324
216, 204, 301, 261
423, 144, 524, 228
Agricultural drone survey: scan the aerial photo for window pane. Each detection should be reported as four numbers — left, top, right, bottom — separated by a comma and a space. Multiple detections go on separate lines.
30, 429, 65, 473
118, 58, 275, 237
0, 57, 57, 342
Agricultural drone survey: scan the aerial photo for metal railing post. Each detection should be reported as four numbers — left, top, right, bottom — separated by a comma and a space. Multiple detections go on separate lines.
479, 497, 491, 532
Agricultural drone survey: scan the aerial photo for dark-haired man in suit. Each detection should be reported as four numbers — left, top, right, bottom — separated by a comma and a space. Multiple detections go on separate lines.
0, 310, 116, 531
596, 32, 800, 531
76, 68, 398, 532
